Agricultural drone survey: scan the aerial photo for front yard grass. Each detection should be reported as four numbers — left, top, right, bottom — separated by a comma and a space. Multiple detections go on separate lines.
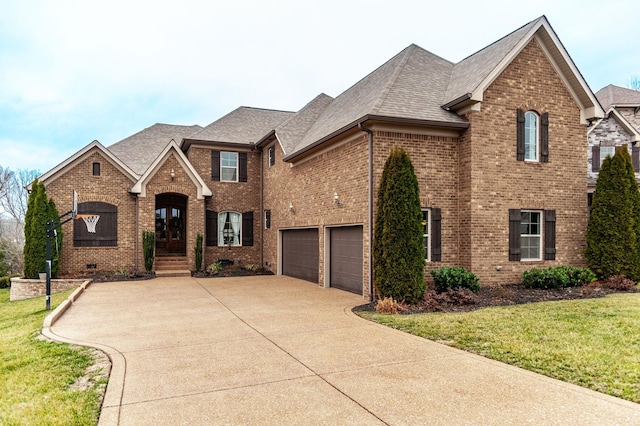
0, 288, 105, 425
358, 293, 640, 403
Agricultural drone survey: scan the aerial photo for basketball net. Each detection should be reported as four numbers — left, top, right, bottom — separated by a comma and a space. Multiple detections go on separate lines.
76, 214, 100, 233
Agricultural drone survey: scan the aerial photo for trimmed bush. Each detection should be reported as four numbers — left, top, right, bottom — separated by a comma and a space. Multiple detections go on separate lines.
522, 266, 596, 289
430, 266, 480, 293
373, 147, 426, 303
142, 231, 155, 272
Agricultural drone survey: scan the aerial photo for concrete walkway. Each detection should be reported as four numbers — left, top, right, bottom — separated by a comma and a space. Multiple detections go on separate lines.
43, 276, 640, 425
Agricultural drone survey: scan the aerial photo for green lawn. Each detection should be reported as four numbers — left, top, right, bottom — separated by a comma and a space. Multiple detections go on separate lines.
358, 293, 640, 403
0, 288, 105, 425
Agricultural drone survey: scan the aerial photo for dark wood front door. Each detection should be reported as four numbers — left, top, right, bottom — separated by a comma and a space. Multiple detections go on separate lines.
155, 194, 187, 255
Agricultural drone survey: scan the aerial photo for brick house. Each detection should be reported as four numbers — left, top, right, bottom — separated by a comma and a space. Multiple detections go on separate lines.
588, 84, 640, 197
38, 16, 603, 298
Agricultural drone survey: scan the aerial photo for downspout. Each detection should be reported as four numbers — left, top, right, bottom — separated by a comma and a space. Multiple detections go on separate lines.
134, 194, 139, 271
358, 121, 374, 301
259, 146, 264, 268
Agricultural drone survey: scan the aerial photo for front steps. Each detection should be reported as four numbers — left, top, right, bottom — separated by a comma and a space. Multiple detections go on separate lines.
154, 256, 191, 278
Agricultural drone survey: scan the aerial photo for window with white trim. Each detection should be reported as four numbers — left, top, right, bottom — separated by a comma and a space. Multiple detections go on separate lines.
218, 211, 241, 246
220, 152, 238, 182
422, 209, 430, 261
520, 210, 542, 260
524, 111, 539, 161
600, 146, 615, 167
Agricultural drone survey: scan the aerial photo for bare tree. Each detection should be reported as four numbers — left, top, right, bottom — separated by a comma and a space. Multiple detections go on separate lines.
0, 166, 39, 224
628, 76, 640, 91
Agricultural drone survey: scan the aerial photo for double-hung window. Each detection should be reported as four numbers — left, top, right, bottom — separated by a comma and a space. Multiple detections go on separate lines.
520, 210, 542, 260
221, 152, 238, 182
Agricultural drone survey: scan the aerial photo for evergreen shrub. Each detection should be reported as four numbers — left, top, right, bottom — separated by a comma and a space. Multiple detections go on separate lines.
142, 231, 155, 272
430, 266, 480, 293
195, 233, 203, 272
522, 266, 596, 289
373, 147, 426, 303
585, 147, 640, 280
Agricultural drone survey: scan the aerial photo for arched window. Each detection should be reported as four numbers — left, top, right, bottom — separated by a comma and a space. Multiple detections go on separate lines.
524, 111, 539, 161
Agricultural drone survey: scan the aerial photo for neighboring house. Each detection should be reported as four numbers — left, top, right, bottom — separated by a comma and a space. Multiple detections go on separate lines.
37, 15, 603, 297
588, 84, 640, 194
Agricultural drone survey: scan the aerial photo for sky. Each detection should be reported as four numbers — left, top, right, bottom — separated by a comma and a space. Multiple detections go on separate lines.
0, 0, 637, 174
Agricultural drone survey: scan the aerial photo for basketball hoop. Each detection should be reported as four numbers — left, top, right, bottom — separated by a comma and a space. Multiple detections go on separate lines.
77, 214, 100, 233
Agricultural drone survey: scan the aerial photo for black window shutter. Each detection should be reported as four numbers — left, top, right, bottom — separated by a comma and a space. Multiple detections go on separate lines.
431, 208, 442, 262
268, 146, 275, 167
242, 211, 253, 246
633, 146, 640, 173
211, 151, 220, 181
206, 210, 218, 246
264, 209, 271, 229
544, 210, 556, 260
540, 112, 549, 163
592, 146, 601, 172
509, 209, 521, 261
516, 109, 525, 161
239, 152, 248, 182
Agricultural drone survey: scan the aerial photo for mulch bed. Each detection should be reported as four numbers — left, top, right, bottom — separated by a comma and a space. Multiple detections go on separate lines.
355, 282, 640, 314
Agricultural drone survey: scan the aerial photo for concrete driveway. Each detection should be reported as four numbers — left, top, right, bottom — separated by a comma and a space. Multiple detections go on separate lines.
44, 276, 640, 425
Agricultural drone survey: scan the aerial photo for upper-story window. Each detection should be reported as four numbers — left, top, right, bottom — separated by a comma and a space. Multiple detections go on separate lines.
517, 109, 549, 163
92, 162, 101, 176
221, 152, 238, 182
524, 111, 539, 161
211, 150, 248, 182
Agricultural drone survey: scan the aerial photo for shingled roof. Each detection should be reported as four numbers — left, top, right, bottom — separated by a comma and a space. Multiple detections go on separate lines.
444, 18, 538, 105
187, 107, 294, 145
281, 45, 467, 160
108, 123, 202, 174
596, 84, 640, 110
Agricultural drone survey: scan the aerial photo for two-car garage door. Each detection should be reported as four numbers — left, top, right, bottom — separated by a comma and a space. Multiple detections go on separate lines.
281, 226, 363, 295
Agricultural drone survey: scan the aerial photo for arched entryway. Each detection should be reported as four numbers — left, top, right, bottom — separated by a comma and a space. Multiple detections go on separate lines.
155, 193, 187, 255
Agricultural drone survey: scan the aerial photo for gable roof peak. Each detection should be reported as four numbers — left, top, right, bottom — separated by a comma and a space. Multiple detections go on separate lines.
596, 84, 640, 110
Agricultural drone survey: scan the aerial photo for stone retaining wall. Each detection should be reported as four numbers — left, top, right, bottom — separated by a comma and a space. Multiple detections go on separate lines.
10, 278, 90, 301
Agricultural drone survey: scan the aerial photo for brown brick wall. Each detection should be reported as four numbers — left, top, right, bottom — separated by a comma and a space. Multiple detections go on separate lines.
137, 153, 206, 271
46, 150, 138, 275
460, 39, 589, 285
372, 129, 461, 288
262, 135, 370, 296
187, 146, 261, 268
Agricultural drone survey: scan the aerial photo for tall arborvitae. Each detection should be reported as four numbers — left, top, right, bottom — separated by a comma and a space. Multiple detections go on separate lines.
373, 146, 426, 303
23, 181, 47, 278
23, 181, 62, 278
585, 147, 640, 280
